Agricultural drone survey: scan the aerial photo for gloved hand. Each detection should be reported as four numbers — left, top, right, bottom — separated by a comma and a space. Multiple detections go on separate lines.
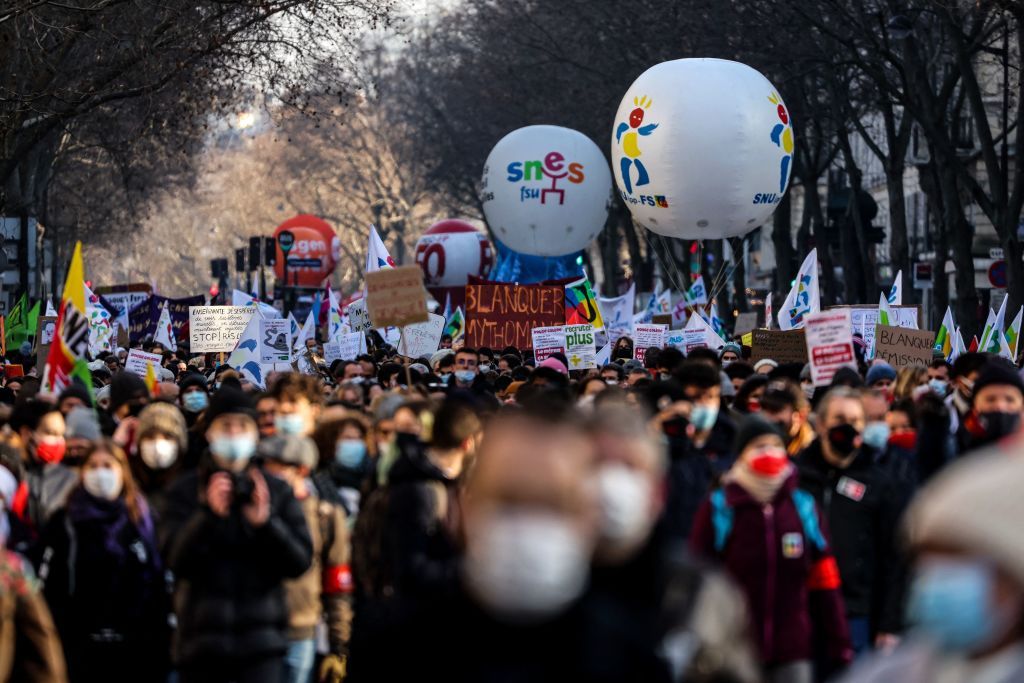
319, 654, 346, 683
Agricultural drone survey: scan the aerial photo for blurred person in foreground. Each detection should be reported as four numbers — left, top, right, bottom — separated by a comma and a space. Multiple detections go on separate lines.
839, 451, 1024, 682
0, 462, 67, 682
160, 387, 312, 682
38, 439, 169, 682
585, 400, 760, 682
691, 415, 851, 682
11, 401, 75, 537
261, 435, 351, 683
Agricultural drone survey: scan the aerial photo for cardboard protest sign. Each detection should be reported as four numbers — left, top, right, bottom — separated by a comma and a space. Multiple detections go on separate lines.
125, 348, 162, 379
259, 318, 292, 363
734, 311, 759, 337
805, 310, 857, 386
565, 324, 597, 370
366, 265, 429, 328
189, 306, 257, 353
874, 325, 936, 367
634, 324, 668, 363
465, 283, 565, 349
751, 329, 807, 364
652, 314, 672, 327
398, 313, 446, 359
531, 325, 567, 362
839, 305, 920, 348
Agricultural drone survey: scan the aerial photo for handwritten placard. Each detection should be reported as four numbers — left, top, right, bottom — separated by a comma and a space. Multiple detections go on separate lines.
125, 348, 162, 379
398, 313, 446, 359
874, 325, 935, 367
531, 325, 567, 362
366, 266, 429, 328
751, 329, 808, 364
189, 306, 256, 353
805, 310, 856, 386
465, 283, 565, 349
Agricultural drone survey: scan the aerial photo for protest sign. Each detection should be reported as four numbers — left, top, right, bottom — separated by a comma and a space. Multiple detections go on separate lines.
398, 313, 446, 358
346, 299, 372, 332
751, 329, 807, 364
366, 265, 429, 328
259, 318, 292, 363
189, 306, 256, 353
324, 332, 363, 365
38, 316, 57, 346
652, 314, 672, 327
531, 325, 567, 362
634, 324, 668, 363
805, 310, 856, 386
838, 305, 920, 348
665, 330, 685, 349
734, 311, 759, 336
465, 283, 565, 349
129, 295, 204, 344
96, 283, 151, 322
565, 324, 597, 370
874, 325, 935, 367
125, 348, 162, 379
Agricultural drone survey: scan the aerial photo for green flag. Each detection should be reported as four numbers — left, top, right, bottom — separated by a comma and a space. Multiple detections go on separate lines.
4, 293, 28, 349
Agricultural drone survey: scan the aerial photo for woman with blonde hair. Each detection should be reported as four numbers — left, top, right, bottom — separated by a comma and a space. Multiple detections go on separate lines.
893, 366, 928, 401
38, 439, 170, 682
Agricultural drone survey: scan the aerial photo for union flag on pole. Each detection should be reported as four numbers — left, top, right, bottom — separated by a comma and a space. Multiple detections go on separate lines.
42, 242, 92, 395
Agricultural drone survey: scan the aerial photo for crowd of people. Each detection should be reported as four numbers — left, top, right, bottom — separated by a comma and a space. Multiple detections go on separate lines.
1, 328, 1024, 683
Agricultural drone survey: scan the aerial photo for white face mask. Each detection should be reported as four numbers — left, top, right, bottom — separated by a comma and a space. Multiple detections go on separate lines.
83, 467, 123, 501
596, 464, 652, 548
139, 438, 178, 470
465, 509, 589, 622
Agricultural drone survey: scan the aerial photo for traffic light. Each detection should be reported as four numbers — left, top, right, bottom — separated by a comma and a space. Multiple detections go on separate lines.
235, 248, 246, 273
264, 237, 276, 266
210, 258, 228, 279
867, 226, 886, 244
249, 236, 261, 270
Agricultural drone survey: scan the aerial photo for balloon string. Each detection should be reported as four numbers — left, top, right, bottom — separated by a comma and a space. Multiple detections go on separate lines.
706, 234, 751, 305
640, 228, 686, 294
656, 233, 691, 296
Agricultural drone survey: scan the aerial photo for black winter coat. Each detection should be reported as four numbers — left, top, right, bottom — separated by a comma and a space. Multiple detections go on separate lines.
159, 461, 312, 664
796, 440, 912, 634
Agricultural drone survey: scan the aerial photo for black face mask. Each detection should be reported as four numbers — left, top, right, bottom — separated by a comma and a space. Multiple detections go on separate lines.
978, 411, 1021, 444
662, 415, 689, 438
827, 423, 859, 456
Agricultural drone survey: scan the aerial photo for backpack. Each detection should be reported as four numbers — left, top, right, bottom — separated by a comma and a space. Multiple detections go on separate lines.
710, 487, 826, 554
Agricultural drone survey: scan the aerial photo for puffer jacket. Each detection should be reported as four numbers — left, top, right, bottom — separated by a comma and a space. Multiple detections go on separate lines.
159, 460, 312, 664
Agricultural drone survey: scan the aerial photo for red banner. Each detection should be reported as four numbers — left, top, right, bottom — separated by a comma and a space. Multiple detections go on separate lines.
465, 283, 565, 349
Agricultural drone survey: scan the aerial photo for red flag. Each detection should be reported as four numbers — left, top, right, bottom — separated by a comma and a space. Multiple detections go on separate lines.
968, 335, 979, 353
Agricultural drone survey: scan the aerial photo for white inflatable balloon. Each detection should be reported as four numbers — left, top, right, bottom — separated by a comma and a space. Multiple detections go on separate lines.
481, 125, 611, 256
611, 59, 794, 240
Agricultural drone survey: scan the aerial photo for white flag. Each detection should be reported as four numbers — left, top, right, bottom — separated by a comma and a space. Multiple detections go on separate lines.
598, 282, 635, 343
366, 225, 395, 275
778, 249, 820, 330
232, 289, 280, 319
887, 270, 903, 306
765, 293, 773, 331
226, 312, 267, 389
294, 310, 316, 354
153, 303, 177, 352
685, 275, 708, 305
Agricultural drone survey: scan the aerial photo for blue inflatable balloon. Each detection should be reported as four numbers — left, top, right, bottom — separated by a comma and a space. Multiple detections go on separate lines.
489, 240, 582, 283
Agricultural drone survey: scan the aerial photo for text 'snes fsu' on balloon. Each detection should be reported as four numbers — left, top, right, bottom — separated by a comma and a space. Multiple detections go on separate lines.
611, 58, 794, 241
480, 124, 612, 258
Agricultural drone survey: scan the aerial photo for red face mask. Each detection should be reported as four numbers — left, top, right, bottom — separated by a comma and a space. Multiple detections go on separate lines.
888, 429, 917, 450
35, 437, 66, 465
748, 447, 788, 477
747, 398, 761, 413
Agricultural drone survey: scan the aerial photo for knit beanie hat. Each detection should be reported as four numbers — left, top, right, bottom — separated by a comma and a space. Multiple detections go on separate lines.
204, 386, 256, 424
733, 415, 785, 455
906, 453, 1024, 587
137, 402, 188, 452
865, 362, 897, 386
721, 342, 742, 357
972, 361, 1024, 403
65, 407, 102, 442
110, 371, 149, 412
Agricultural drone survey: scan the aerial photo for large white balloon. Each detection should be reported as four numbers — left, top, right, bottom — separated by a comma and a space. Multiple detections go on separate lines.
481, 125, 611, 256
611, 59, 794, 240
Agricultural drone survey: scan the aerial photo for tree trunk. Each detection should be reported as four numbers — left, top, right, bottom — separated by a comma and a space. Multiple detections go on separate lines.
802, 177, 837, 306
919, 161, 949, 326
886, 163, 913, 304
772, 191, 795, 293
729, 236, 747, 313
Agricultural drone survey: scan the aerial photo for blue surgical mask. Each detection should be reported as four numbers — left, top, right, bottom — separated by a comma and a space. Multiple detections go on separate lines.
928, 378, 949, 397
862, 421, 890, 450
455, 370, 476, 384
479, 363, 492, 374
209, 434, 256, 465
182, 391, 209, 413
275, 413, 305, 436
335, 439, 367, 469
690, 404, 718, 431
907, 558, 1010, 652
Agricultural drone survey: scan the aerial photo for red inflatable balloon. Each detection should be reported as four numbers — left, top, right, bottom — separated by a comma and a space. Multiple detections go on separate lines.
414, 220, 493, 308
273, 215, 340, 288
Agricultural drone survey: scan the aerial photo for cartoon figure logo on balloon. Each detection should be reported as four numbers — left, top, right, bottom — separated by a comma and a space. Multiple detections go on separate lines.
615, 95, 662, 197
505, 152, 585, 205
768, 92, 793, 194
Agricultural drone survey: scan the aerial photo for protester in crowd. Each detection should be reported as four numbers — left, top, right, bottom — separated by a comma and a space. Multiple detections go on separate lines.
725, 361, 756, 396
839, 452, 1024, 682
269, 373, 324, 437
599, 363, 624, 385
0, 541, 67, 681
734, 373, 769, 416
959, 361, 1024, 453
261, 435, 351, 683
160, 387, 312, 682
753, 358, 778, 375
947, 352, 988, 434
452, 347, 479, 388
586, 401, 761, 682
254, 393, 278, 439
131, 402, 187, 519
56, 385, 91, 417
38, 439, 169, 682
612, 336, 634, 362
864, 363, 897, 395
348, 396, 481, 678
926, 358, 950, 396
796, 387, 912, 655
312, 413, 373, 520
720, 343, 741, 365
691, 415, 852, 681
577, 376, 607, 407
63, 407, 101, 468
892, 366, 927, 402
623, 359, 650, 386
178, 373, 209, 427
760, 380, 816, 457
10, 401, 76, 536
